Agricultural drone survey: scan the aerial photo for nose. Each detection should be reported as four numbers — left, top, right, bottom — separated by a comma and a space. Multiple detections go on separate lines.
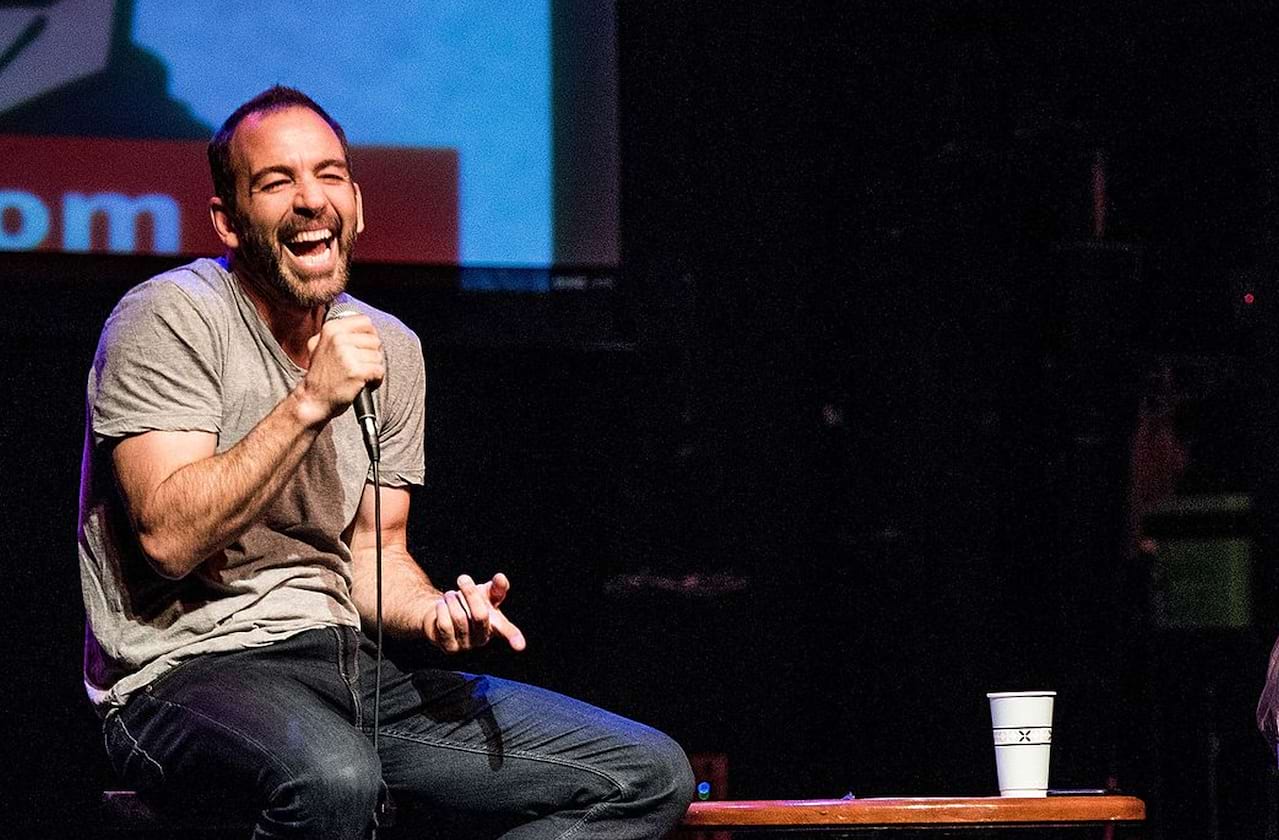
292, 175, 326, 216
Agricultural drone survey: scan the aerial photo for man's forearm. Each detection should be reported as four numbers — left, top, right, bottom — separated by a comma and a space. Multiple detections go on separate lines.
350, 545, 442, 637
132, 386, 328, 578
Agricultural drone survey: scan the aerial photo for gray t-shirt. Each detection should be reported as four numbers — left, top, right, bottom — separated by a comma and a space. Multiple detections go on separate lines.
78, 257, 426, 712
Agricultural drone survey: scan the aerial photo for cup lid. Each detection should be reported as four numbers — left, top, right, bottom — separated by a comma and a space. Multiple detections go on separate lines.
986, 690, 1056, 699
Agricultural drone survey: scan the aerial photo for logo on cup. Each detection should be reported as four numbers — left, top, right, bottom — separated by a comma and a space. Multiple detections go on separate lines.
992, 727, 1052, 746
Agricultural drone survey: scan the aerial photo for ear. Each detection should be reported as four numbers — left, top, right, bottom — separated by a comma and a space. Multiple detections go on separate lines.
209, 196, 240, 250
353, 182, 365, 235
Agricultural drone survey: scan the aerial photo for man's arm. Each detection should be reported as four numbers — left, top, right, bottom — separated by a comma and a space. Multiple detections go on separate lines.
347, 483, 526, 653
112, 314, 384, 579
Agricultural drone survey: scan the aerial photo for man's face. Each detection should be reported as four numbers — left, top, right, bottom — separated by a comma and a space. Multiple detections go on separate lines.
223, 106, 363, 308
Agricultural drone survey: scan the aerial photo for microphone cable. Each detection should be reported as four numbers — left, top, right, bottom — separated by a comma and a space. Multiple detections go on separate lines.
324, 303, 389, 834
371, 456, 389, 837
372, 458, 383, 752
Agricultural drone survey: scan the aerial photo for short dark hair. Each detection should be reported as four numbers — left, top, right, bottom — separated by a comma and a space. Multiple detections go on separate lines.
207, 86, 351, 211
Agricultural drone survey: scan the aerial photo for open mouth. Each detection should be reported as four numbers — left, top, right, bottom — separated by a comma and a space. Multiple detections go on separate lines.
282, 227, 336, 269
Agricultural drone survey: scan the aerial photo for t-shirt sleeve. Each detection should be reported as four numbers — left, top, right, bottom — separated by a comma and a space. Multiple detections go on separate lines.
90, 280, 224, 443
371, 326, 426, 487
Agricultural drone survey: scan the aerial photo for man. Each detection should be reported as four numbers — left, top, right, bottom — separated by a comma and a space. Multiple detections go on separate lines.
78, 85, 693, 839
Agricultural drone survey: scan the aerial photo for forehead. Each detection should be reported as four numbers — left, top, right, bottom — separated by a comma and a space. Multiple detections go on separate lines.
230, 106, 346, 180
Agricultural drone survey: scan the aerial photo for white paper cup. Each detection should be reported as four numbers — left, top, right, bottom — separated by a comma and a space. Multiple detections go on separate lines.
987, 691, 1055, 797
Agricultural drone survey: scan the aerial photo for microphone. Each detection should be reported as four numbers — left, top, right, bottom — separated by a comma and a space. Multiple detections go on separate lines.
326, 302, 380, 462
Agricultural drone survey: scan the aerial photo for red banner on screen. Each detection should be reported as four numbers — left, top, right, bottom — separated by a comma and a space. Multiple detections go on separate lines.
0, 135, 458, 264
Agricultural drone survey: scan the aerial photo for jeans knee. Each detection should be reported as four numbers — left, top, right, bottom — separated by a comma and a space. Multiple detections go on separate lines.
267, 750, 382, 838
317, 756, 383, 813
630, 729, 696, 815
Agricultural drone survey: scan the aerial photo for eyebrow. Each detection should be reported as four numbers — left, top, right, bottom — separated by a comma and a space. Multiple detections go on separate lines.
248, 165, 295, 188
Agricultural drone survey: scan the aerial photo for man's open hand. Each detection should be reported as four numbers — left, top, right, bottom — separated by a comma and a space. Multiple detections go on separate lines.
426, 572, 527, 653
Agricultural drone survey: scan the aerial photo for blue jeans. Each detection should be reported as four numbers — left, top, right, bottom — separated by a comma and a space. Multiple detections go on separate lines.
103, 626, 694, 839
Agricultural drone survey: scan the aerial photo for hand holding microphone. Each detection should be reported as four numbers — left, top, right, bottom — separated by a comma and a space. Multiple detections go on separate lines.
302, 302, 382, 461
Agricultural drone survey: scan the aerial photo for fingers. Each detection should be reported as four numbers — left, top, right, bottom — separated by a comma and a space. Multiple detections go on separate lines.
431, 593, 468, 653
301, 314, 384, 417
429, 573, 524, 654
489, 609, 527, 652
430, 597, 455, 651
457, 574, 491, 642
430, 583, 486, 653
322, 316, 384, 384
446, 590, 472, 648
324, 311, 376, 335
487, 572, 510, 607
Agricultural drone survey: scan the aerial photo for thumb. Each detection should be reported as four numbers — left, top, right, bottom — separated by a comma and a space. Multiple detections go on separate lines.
487, 572, 511, 607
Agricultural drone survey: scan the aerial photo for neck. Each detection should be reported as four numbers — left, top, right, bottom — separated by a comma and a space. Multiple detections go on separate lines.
230, 256, 325, 367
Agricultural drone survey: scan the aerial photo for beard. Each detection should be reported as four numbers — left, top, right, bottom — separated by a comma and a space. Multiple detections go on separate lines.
232, 210, 358, 309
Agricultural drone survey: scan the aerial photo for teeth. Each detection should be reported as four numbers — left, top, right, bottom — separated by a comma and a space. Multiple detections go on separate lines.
293, 240, 333, 266
289, 228, 333, 243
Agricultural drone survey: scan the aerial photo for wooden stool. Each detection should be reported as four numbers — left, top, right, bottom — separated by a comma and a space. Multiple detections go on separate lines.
679, 795, 1146, 834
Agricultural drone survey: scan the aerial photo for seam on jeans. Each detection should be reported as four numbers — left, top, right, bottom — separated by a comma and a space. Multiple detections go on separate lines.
114, 713, 167, 780
556, 801, 610, 840
146, 695, 298, 780
102, 710, 116, 761
378, 728, 628, 793
331, 626, 362, 726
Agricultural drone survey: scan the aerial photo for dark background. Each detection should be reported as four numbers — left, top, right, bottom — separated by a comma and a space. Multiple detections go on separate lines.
7, 1, 1279, 837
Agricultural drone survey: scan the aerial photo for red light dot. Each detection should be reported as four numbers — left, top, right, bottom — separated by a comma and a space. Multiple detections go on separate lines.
1244, 292, 1256, 305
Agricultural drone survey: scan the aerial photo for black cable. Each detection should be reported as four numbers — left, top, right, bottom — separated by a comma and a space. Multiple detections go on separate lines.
372, 459, 384, 837
373, 459, 383, 750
